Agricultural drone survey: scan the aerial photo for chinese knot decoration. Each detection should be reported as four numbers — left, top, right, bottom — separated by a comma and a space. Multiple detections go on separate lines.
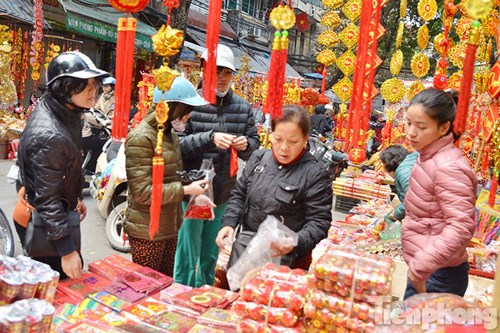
108, 0, 149, 13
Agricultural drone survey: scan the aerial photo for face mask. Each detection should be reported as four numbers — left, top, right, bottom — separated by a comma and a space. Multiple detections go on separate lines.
171, 118, 187, 132
216, 89, 230, 98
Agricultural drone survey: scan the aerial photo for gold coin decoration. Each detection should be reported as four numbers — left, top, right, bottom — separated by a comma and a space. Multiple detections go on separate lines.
321, 11, 342, 29
390, 50, 403, 76
152, 65, 180, 92
449, 43, 467, 69
482, 9, 499, 36
332, 77, 353, 103
407, 81, 425, 100
461, 0, 494, 19
317, 30, 340, 48
322, 0, 343, 9
380, 78, 406, 103
448, 71, 463, 90
336, 50, 357, 76
400, 0, 407, 17
455, 16, 472, 42
417, 25, 429, 50
316, 49, 337, 66
417, 0, 437, 21
342, 0, 362, 22
411, 52, 430, 78
338, 23, 359, 49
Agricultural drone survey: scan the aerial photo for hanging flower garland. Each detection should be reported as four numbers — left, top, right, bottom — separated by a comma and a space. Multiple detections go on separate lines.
0, 25, 17, 108
18, 31, 29, 103
30, 0, 44, 84
44, 43, 60, 69
411, 0, 436, 82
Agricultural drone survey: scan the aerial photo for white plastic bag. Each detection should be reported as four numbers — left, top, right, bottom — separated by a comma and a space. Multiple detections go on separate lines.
226, 215, 298, 291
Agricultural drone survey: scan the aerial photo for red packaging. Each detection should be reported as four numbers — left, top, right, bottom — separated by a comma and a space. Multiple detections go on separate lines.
56, 272, 113, 300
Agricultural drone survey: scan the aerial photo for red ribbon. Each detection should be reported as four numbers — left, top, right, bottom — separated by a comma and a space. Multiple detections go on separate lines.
203, 0, 223, 104
230, 147, 238, 177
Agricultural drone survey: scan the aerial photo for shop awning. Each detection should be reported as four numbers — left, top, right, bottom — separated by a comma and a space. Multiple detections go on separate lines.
253, 53, 302, 79
188, 10, 237, 40
58, 0, 156, 51
0, 0, 51, 28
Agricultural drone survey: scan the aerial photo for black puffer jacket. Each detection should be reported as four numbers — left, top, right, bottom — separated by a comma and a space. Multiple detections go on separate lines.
179, 89, 260, 204
222, 149, 332, 256
18, 92, 83, 256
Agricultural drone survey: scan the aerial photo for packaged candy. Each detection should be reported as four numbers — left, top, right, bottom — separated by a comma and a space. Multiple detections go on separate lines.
0, 298, 55, 332
231, 301, 299, 327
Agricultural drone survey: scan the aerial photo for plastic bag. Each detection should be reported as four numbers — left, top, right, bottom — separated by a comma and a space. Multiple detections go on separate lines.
184, 159, 216, 220
226, 216, 298, 291
380, 221, 401, 240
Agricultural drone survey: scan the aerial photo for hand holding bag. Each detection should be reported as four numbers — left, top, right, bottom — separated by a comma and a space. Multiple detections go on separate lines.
24, 210, 81, 257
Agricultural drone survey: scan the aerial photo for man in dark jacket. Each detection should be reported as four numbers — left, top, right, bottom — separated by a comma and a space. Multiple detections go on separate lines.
174, 44, 260, 287
310, 104, 331, 136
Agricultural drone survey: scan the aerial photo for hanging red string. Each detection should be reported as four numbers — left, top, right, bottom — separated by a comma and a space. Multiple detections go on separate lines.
263, 32, 281, 118
163, 0, 180, 26
488, 172, 498, 208
112, 17, 127, 140
122, 17, 137, 139
203, 0, 223, 104
321, 65, 327, 96
454, 21, 480, 137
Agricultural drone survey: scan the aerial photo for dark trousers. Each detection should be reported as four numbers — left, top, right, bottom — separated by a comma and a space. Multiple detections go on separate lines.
404, 262, 469, 300
82, 135, 106, 172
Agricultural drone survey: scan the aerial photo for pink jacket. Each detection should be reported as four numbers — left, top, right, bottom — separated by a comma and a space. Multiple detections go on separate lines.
402, 133, 476, 280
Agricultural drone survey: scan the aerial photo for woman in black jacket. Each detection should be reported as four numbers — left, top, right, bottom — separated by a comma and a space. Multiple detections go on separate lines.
216, 105, 332, 268
18, 52, 109, 279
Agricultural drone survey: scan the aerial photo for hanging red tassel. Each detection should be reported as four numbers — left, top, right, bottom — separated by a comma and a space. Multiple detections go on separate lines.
163, 0, 180, 26
229, 147, 238, 177
203, 0, 223, 104
112, 17, 127, 140
121, 17, 137, 139
488, 172, 498, 208
454, 21, 480, 137
321, 65, 327, 96
263, 32, 281, 118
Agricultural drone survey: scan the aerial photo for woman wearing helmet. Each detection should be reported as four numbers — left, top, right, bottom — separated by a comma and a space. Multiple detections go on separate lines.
124, 77, 211, 276
17, 52, 109, 279
95, 76, 116, 119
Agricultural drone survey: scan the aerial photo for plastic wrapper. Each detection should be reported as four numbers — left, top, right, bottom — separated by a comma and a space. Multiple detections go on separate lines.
227, 216, 298, 291
184, 159, 216, 220
380, 221, 401, 240
0, 254, 59, 305
237, 317, 305, 333
0, 298, 55, 333
304, 316, 376, 333
231, 301, 299, 327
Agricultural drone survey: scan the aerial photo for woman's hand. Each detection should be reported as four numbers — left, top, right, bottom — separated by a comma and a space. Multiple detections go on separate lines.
76, 200, 87, 222
183, 179, 209, 196
408, 270, 427, 293
216, 226, 235, 251
61, 251, 83, 279
270, 238, 295, 257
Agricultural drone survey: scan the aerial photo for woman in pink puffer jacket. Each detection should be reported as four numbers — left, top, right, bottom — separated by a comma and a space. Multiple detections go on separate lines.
403, 88, 476, 299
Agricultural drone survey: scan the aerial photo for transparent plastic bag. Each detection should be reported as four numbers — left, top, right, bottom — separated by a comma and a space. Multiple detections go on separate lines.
226, 216, 298, 291
380, 221, 401, 240
184, 159, 216, 220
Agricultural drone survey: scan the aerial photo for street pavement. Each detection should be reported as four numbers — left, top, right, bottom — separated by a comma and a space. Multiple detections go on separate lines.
0, 159, 131, 268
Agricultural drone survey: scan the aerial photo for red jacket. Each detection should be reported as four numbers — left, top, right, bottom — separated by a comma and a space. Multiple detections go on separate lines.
402, 133, 476, 280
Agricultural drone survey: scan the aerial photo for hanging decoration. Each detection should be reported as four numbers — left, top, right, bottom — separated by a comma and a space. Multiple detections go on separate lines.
151, 25, 182, 91
17, 31, 29, 103
30, 0, 44, 85
108, 0, 149, 13
163, 0, 180, 26
489, 119, 500, 207
262, 4, 295, 119
320, 11, 341, 29
0, 25, 17, 108
296, 13, 310, 32
44, 43, 60, 69
203, 0, 223, 104
131, 73, 155, 129
411, 0, 436, 81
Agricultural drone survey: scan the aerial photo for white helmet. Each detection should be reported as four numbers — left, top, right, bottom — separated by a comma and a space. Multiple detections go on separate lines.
201, 44, 236, 72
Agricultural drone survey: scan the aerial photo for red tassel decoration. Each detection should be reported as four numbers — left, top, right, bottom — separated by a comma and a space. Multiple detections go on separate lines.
454, 21, 480, 137
488, 172, 498, 208
122, 17, 137, 139
203, 0, 223, 104
112, 17, 127, 141
321, 65, 327, 96
229, 147, 238, 177
263, 32, 281, 118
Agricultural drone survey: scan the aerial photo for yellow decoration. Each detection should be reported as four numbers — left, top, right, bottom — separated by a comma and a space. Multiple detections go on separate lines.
342, 0, 362, 22
336, 50, 356, 76
152, 65, 180, 92
448, 71, 463, 90
483, 9, 499, 37
322, 0, 343, 9
338, 23, 359, 49
411, 52, 430, 78
332, 77, 353, 103
461, 0, 494, 19
417, 25, 429, 50
417, 0, 437, 21
395, 22, 404, 48
380, 78, 406, 103
316, 49, 337, 66
151, 25, 183, 57
390, 50, 403, 76
449, 43, 467, 69
269, 5, 296, 31
407, 81, 425, 100
400, 0, 407, 17
321, 11, 342, 29
317, 30, 340, 48
455, 16, 472, 42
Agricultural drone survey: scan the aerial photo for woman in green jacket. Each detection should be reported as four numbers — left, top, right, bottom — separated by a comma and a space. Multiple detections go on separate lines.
125, 77, 210, 276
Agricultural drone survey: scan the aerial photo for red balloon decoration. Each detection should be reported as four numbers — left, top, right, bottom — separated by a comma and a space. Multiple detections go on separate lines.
108, 0, 149, 13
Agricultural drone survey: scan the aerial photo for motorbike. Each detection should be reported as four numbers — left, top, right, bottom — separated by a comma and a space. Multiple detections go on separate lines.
309, 130, 348, 182
82, 108, 111, 186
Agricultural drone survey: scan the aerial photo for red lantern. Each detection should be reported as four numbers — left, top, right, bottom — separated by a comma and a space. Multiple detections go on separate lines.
318, 94, 330, 105
348, 148, 366, 164
108, 0, 149, 13
488, 60, 500, 99
301, 87, 320, 106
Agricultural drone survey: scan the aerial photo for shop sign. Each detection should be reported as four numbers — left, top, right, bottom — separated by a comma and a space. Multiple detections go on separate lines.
66, 12, 152, 51
180, 49, 196, 61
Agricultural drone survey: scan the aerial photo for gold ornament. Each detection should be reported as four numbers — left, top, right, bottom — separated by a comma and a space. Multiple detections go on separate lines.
338, 23, 359, 49
411, 52, 430, 78
417, 0, 438, 21
455, 16, 472, 42
407, 81, 425, 100
448, 71, 463, 90
152, 65, 180, 92
336, 50, 356, 76
317, 30, 340, 48
316, 49, 337, 66
449, 43, 467, 69
434, 33, 454, 56
417, 25, 429, 50
270, 5, 296, 30
400, 0, 407, 17
332, 77, 353, 103
322, 0, 343, 9
390, 50, 403, 76
380, 78, 406, 103
482, 9, 499, 37
321, 11, 342, 29
152, 25, 183, 57
342, 0, 362, 22
395, 22, 404, 48
461, 0, 494, 19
